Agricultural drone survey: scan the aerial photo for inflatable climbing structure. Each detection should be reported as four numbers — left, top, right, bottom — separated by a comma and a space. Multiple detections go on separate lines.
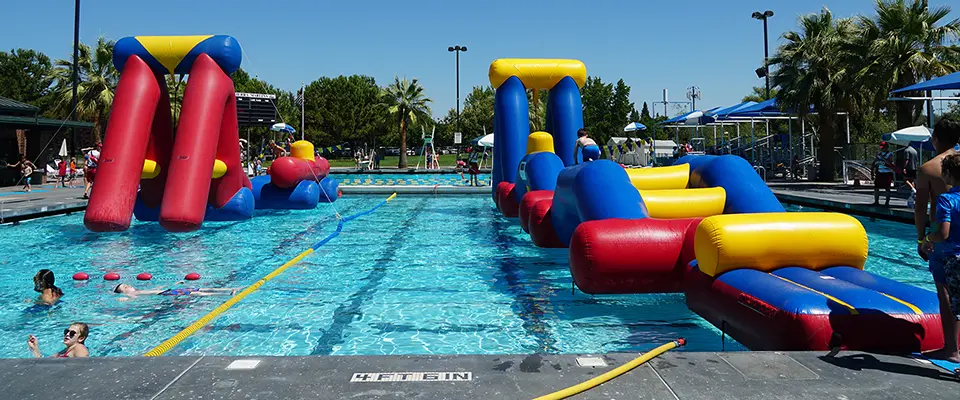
84, 35, 337, 233
491, 58, 949, 352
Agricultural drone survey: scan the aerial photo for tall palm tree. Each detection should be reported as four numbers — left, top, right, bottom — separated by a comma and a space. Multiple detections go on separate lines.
742, 86, 778, 103
857, 0, 960, 128
771, 7, 860, 182
51, 36, 118, 143
382, 76, 431, 168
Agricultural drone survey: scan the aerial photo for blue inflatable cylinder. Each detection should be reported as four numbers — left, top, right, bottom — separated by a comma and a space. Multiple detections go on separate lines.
251, 175, 322, 209
494, 76, 529, 186
551, 160, 648, 246
548, 76, 584, 167
318, 177, 339, 203
492, 110, 502, 200
515, 152, 564, 201
678, 155, 783, 214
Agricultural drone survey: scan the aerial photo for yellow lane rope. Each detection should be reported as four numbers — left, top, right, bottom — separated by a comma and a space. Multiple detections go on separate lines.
533, 338, 686, 400
144, 192, 398, 356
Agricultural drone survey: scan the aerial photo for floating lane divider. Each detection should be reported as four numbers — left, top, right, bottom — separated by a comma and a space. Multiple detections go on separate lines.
144, 192, 399, 357
533, 338, 685, 400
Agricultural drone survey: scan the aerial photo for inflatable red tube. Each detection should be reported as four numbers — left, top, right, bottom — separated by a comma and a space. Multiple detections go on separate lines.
519, 191, 553, 233
159, 54, 244, 232
84, 55, 163, 232
496, 182, 519, 218
527, 197, 565, 248
268, 156, 331, 189
569, 218, 701, 294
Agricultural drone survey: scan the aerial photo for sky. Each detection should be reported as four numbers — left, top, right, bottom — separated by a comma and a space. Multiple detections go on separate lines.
1, 0, 957, 120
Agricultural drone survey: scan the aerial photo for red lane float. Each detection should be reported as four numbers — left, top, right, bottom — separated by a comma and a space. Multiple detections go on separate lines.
184, 272, 201, 281
496, 182, 519, 218
519, 191, 553, 233
72, 272, 89, 281
136, 273, 153, 281
569, 218, 701, 294
268, 155, 330, 189
104, 273, 121, 281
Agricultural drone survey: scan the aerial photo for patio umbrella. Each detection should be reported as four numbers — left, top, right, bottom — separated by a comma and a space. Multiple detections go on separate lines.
623, 122, 647, 132
881, 125, 931, 146
270, 122, 296, 134
477, 133, 494, 148
58, 139, 68, 157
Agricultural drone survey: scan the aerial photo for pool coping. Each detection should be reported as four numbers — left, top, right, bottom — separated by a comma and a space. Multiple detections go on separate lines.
773, 190, 913, 224
2, 350, 955, 399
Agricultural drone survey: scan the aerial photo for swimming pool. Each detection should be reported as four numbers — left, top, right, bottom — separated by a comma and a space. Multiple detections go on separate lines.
331, 173, 491, 186
0, 197, 930, 358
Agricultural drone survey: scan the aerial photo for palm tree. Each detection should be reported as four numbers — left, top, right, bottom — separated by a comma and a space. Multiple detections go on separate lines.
51, 37, 118, 143
166, 74, 186, 127
382, 76, 431, 168
857, 0, 960, 129
742, 86, 779, 103
771, 7, 861, 182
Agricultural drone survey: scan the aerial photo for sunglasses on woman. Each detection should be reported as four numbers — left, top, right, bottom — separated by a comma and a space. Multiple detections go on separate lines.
63, 329, 78, 339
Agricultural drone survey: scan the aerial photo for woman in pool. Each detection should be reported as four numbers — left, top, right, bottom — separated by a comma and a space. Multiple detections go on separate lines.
27, 322, 89, 358
113, 283, 241, 301
33, 269, 63, 305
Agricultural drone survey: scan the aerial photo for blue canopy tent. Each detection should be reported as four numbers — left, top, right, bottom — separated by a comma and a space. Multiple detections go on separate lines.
889, 71, 960, 129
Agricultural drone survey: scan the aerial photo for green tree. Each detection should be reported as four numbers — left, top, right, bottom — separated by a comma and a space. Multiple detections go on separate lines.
0, 49, 53, 107
608, 79, 634, 140
302, 75, 382, 147
50, 37, 118, 144
382, 76, 431, 168
629, 108, 641, 123
858, 0, 960, 129
640, 102, 651, 120
580, 76, 614, 142
772, 7, 861, 181
742, 86, 778, 102
457, 85, 495, 140
166, 75, 186, 127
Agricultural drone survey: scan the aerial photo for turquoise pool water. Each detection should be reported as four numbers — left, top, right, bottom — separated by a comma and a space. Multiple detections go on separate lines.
0, 197, 931, 358
332, 173, 491, 186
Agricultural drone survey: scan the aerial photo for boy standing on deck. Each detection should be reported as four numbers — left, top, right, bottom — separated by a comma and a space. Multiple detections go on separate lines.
915, 117, 960, 361
923, 153, 960, 363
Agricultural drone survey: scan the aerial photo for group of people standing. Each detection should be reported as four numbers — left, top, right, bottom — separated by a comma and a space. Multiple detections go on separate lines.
8, 142, 100, 198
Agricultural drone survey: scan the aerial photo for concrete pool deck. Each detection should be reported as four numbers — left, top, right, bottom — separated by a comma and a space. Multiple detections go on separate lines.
2, 350, 955, 399
0, 184, 87, 224
769, 182, 914, 223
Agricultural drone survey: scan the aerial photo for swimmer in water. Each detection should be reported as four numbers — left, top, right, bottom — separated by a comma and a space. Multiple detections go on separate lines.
33, 269, 63, 305
574, 128, 600, 163
28, 322, 89, 358
113, 283, 241, 301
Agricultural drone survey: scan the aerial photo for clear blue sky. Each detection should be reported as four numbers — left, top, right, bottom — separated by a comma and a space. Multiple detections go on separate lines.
1, 0, 956, 119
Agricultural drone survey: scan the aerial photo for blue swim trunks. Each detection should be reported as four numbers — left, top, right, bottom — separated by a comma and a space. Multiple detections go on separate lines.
929, 245, 947, 284
582, 145, 600, 162
159, 288, 199, 296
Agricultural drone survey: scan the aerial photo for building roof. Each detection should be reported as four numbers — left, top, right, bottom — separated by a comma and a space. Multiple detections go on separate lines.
0, 96, 93, 129
0, 97, 41, 114
0, 115, 94, 129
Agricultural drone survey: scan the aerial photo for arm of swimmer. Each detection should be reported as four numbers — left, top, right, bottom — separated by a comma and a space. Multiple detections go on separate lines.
915, 168, 932, 241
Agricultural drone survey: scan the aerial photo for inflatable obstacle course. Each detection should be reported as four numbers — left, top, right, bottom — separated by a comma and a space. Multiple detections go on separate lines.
85, 35, 338, 233
490, 56, 950, 353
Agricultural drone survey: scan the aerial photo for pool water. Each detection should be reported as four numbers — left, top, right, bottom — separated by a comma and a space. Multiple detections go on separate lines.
332, 173, 491, 186
0, 197, 931, 358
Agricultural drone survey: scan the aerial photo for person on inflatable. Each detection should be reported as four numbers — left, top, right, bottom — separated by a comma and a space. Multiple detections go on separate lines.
574, 128, 601, 163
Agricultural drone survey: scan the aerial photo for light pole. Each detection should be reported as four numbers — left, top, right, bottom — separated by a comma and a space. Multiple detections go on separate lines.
752, 10, 774, 100
447, 45, 467, 139
71, 0, 81, 156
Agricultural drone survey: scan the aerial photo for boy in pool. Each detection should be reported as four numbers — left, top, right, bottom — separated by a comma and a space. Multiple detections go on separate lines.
922, 152, 960, 363
574, 128, 600, 163
113, 283, 241, 301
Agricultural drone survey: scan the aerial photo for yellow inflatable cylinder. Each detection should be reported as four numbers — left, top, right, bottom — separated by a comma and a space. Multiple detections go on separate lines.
212, 159, 228, 179
489, 59, 587, 90
290, 140, 314, 160
639, 187, 726, 219
626, 164, 689, 190
695, 212, 868, 277
141, 159, 160, 179
527, 131, 555, 154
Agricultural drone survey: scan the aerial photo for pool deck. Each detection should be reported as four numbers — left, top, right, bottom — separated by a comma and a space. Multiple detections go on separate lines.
2, 350, 955, 399
0, 184, 87, 224
770, 182, 914, 223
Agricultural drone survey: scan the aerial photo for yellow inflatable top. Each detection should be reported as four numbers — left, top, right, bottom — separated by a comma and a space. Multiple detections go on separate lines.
488, 59, 587, 90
